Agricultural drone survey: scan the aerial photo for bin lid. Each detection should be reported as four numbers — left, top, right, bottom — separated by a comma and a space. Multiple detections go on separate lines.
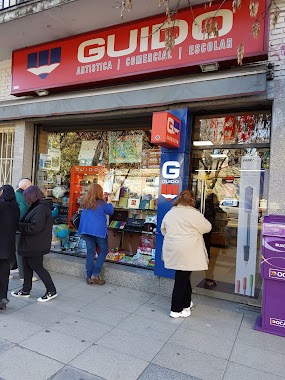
263, 215, 285, 237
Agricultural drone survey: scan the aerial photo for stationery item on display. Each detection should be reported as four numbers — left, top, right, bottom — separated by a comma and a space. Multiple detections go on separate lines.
118, 197, 128, 208
237, 115, 254, 143
244, 186, 253, 263
109, 135, 143, 163
249, 274, 254, 297
124, 218, 145, 233
139, 199, 151, 210
235, 155, 261, 297
103, 170, 114, 194
243, 277, 247, 295
223, 116, 236, 143
127, 198, 140, 209
78, 140, 99, 163
70, 211, 81, 230
109, 220, 126, 230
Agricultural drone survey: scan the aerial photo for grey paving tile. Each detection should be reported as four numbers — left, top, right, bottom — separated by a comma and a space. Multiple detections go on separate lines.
37, 293, 93, 314
236, 327, 285, 355
60, 282, 114, 303
0, 296, 31, 314
76, 303, 129, 326
0, 338, 14, 354
70, 344, 148, 380
51, 314, 112, 343
223, 362, 285, 380
139, 364, 199, 380
181, 314, 240, 341
169, 326, 234, 359
97, 328, 165, 361
230, 342, 285, 377
108, 286, 153, 303
241, 313, 260, 329
20, 329, 91, 364
95, 292, 148, 313
50, 365, 104, 380
117, 314, 178, 342
146, 294, 171, 309
134, 302, 184, 325
0, 314, 44, 343
0, 345, 64, 380
192, 303, 243, 325
10, 302, 70, 328
153, 342, 227, 380
195, 294, 243, 313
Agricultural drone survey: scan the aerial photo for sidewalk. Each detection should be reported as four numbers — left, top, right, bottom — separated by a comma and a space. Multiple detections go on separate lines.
0, 272, 284, 380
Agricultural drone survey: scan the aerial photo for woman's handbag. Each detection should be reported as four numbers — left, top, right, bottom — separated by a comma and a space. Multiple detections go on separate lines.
70, 210, 81, 230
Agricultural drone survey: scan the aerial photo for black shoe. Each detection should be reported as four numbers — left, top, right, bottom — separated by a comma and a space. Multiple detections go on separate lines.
37, 292, 57, 303
11, 289, 30, 298
0, 298, 9, 309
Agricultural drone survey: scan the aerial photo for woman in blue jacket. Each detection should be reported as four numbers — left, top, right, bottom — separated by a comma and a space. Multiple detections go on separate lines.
78, 184, 114, 285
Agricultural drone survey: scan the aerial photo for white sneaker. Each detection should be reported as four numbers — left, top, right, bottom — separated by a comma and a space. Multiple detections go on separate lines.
37, 292, 57, 303
170, 309, 191, 318
9, 274, 13, 280
183, 301, 194, 313
10, 269, 19, 274
32, 277, 38, 282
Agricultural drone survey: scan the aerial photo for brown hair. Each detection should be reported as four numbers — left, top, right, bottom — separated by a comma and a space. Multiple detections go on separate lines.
23, 185, 44, 205
81, 184, 104, 210
173, 189, 195, 207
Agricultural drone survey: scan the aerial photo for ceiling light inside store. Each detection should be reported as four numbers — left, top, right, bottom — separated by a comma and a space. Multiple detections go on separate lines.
200, 62, 219, 72
35, 89, 49, 96
210, 153, 228, 159
193, 141, 214, 146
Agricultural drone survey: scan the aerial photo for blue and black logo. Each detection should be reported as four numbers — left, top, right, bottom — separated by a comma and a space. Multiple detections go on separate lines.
27, 47, 61, 79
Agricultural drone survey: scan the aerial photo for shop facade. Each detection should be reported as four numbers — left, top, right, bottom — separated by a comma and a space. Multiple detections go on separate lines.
1, 0, 285, 304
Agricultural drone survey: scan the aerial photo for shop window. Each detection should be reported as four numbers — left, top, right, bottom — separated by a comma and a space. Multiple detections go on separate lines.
36, 129, 160, 270
0, 128, 14, 185
191, 111, 271, 302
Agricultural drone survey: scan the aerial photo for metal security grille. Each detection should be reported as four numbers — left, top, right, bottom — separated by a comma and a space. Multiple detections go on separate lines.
0, 129, 14, 185
0, 0, 30, 10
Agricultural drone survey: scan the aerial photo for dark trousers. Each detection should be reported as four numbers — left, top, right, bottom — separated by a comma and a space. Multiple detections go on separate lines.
22, 256, 56, 294
0, 259, 10, 300
171, 270, 192, 312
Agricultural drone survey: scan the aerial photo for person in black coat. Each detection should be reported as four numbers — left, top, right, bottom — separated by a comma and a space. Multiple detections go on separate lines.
11, 186, 57, 303
0, 185, 19, 310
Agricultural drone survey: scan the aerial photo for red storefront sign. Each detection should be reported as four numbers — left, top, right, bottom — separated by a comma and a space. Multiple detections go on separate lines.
151, 112, 181, 148
11, 0, 267, 96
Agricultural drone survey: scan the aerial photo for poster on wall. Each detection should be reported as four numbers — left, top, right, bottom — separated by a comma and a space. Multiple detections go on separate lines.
78, 140, 99, 165
39, 148, 61, 171
109, 135, 142, 164
235, 155, 261, 297
199, 114, 271, 145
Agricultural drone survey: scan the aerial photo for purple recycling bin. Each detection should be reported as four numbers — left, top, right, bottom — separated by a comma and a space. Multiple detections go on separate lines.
255, 215, 285, 337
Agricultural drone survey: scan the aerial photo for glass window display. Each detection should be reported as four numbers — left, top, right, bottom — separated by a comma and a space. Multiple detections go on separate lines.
191, 111, 271, 301
37, 129, 160, 270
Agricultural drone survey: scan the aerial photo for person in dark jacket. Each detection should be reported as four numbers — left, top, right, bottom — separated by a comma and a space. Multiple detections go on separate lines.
0, 185, 19, 310
11, 185, 57, 302
11, 178, 38, 282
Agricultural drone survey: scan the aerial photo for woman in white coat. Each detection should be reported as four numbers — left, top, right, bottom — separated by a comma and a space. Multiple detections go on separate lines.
161, 190, 212, 318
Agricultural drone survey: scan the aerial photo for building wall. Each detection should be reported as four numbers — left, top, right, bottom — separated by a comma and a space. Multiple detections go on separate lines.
0, 59, 14, 101
0, 3, 285, 206
267, 3, 285, 214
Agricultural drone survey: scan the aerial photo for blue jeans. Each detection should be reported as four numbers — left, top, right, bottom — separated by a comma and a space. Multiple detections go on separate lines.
81, 234, 108, 279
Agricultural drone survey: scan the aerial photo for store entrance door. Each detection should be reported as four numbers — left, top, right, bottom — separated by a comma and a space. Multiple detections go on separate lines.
190, 149, 269, 305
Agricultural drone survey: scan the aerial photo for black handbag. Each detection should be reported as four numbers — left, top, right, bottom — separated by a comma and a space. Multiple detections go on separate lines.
70, 210, 81, 230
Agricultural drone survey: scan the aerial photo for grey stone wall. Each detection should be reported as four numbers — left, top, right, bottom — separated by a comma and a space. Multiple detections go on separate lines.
267, 3, 285, 214
12, 121, 35, 187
